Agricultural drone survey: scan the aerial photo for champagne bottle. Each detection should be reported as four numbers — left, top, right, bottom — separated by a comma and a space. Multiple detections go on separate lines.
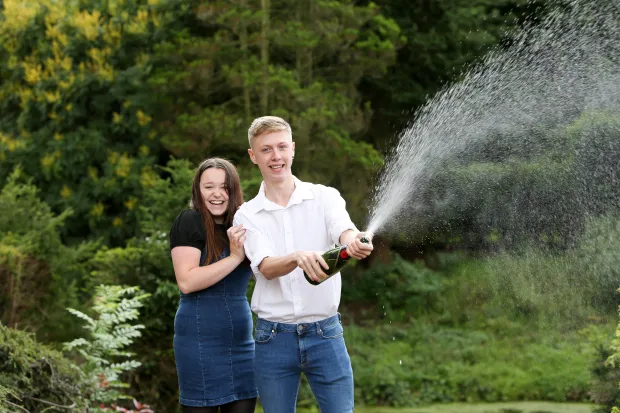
303, 236, 370, 285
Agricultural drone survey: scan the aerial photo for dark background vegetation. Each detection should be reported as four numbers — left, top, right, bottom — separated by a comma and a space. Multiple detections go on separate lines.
1, 1, 620, 412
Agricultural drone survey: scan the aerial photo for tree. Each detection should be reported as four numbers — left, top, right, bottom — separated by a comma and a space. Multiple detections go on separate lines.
0, 168, 96, 342
148, 0, 404, 221
360, 0, 542, 151
0, 0, 184, 244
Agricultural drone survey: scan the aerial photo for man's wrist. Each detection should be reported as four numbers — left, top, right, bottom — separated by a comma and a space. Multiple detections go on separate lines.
339, 229, 359, 245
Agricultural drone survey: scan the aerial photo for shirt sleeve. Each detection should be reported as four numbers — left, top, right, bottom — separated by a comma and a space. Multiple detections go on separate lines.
170, 209, 205, 251
323, 187, 359, 245
234, 210, 276, 279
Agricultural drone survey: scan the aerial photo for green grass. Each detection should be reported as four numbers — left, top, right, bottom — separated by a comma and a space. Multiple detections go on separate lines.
294, 401, 596, 413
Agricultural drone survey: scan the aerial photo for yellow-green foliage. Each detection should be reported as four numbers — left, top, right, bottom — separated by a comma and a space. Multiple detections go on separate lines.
0, 0, 175, 243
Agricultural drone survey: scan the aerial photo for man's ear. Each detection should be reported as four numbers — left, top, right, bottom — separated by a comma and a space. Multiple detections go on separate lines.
248, 148, 257, 164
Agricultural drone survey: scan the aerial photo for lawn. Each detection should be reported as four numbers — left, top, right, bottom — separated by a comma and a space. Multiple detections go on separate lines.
287, 402, 597, 413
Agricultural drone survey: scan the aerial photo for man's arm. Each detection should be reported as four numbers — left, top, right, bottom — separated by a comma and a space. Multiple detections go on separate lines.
258, 254, 297, 279
323, 186, 372, 261
339, 229, 359, 246
340, 229, 374, 260
259, 251, 329, 283
234, 210, 329, 283
261, 228, 372, 281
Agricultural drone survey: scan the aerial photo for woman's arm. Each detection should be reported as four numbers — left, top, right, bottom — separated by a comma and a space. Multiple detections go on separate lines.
171, 224, 247, 294
171, 246, 244, 294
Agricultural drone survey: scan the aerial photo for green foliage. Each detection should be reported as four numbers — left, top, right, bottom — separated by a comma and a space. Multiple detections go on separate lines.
64, 285, 150, 405
589, 339, 620, 413
570, 112, 620, 216
90, 159, 192, 334
438, 217, 620, 330
86, 158, 194, 410
335, 220, 620, 408
342, 252, 443, 321
0, 0, 188, 244
147, 0, 402, 221
596, 288, 620, 413
403, 111, 620, 254
1, 1, 617, 412
362, 0, 539, 150
344, 319, 597, 408
0, 168, 97, 342
0, 323, 90, 412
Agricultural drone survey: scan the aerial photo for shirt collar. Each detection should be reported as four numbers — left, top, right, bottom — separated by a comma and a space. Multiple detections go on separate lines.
247, 176, 315, 214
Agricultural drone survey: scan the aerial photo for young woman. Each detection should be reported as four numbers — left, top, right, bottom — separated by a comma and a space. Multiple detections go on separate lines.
170, 158, 257, 413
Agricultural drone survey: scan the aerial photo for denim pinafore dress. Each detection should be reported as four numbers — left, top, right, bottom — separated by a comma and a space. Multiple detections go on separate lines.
173, 244, 257, 407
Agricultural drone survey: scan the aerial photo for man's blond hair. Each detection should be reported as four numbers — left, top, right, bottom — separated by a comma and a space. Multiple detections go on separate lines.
248, 116, 292, 147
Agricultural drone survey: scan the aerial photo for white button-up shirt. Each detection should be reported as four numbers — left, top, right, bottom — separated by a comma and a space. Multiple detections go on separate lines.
233, 177, 358, 323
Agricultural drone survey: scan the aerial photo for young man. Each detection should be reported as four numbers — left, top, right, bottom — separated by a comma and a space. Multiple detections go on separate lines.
233, 116, 373, 413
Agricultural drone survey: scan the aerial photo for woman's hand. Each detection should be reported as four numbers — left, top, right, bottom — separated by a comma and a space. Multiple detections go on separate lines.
227, 225, 246, 263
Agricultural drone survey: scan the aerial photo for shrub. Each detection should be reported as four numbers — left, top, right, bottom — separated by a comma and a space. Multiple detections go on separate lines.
601, 288, 620, 413
0, 168, 98, 342
344, 320, 597, 407
0, 323, 90, 412
341, 252, 443, 322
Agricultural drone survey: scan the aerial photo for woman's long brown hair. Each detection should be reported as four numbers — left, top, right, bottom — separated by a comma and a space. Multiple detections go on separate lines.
190, 158, 244, 264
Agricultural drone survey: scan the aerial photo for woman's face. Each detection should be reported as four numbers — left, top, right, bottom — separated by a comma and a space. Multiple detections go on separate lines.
200, 168, 229, 223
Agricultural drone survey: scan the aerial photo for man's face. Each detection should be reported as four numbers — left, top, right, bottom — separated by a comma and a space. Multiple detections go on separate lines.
248, 130, 295, 184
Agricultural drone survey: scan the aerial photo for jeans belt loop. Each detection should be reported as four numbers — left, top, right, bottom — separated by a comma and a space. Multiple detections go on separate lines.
272, 322, 278, 334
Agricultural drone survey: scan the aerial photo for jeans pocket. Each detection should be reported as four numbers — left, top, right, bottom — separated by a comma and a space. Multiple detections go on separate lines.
254, 329, 275, 343
320, 320, 344, 339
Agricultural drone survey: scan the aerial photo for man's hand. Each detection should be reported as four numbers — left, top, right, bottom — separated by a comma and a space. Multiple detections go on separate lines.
346, 232, 374, 260
294, 251, 329, 283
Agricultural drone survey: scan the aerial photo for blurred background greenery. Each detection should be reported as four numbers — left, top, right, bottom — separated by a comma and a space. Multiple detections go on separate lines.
1, 0, 619, 412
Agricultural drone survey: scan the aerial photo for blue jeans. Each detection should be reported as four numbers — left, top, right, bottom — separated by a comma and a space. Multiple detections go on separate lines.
254, 314, 354, 413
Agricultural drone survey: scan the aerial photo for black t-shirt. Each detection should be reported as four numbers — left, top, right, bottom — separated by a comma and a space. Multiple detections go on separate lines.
169, 209, 228, 258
